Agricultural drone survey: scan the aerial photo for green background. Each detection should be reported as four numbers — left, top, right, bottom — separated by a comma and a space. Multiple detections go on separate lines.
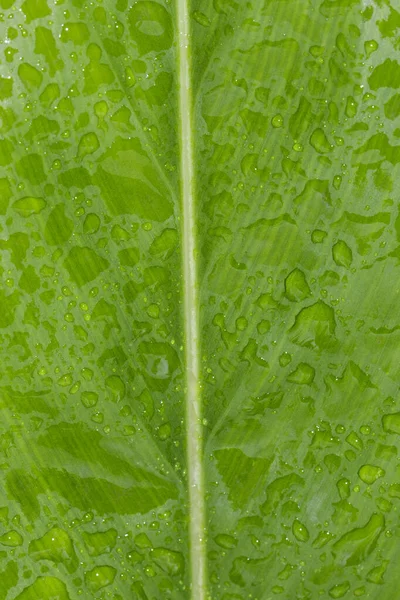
1, 0, 400, 597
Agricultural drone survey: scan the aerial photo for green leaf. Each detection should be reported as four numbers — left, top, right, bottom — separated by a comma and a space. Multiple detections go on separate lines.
1, 0, 400, 598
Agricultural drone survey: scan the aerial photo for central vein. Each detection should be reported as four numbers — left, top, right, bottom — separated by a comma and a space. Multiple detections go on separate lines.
177, 1, 207, 598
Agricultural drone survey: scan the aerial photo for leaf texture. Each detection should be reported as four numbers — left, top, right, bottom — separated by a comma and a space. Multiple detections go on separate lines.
1, 0, 400, 598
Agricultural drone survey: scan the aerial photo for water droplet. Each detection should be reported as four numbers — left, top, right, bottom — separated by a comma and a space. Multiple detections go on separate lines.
29, 528, 76, 567
151, 547, 184, 575
364, 39, 378, 58
82, 529, 117, 557
135, 532, 152, 549
13, 196, 46, 216
157, 422, 171, 440
81, 391, 99, 408
0, 530, 23, 547
78, 132, 99, 158
310, 128, 332, 153
358, 464, 385, 485
285, 268, 311, 302
329, 581, 350, 598
337, 478, 350, 499
332, 513, 385, 565
332, 240, 352, 268
311, 229, 327, 243
125, 67, 136, 88
287, 363, 315, 385
279, 352, 292, 367
214, 533, 238, 549
83, 213, 100, 234
292, 519, 309, 542
345, 431, 363, 451
271, 114, 283, 128
345, 96, 358, 118
57, 373, 73, 387
382, 412, 400, 434
192, 10, 211, 27
60, 22, 89, 45
85, 565, 116, 591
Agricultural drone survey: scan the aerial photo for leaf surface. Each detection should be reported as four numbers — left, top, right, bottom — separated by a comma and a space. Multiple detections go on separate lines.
1, 0, 400, 598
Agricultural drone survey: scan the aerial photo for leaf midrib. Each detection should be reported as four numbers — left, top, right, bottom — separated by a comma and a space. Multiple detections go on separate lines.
177, 1, 207, 598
